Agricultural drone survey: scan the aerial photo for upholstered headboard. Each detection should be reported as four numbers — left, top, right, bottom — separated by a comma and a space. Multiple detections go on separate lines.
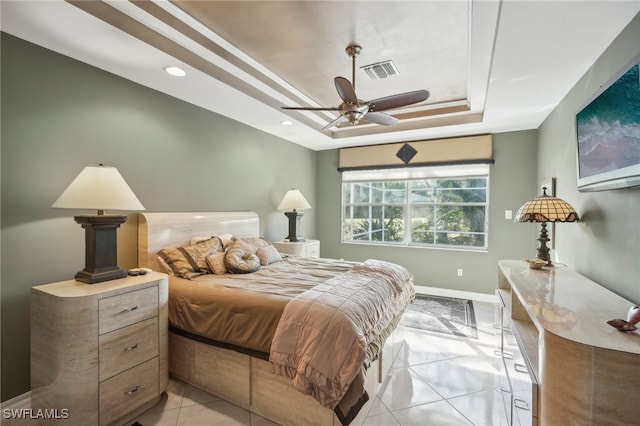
137, 211, 260, 272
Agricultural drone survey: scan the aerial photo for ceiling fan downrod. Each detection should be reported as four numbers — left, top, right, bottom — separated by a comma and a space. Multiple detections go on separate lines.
345, 44, 362, 91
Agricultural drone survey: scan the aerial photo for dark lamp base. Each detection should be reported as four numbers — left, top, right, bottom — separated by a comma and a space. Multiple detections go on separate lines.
74, 214, 128, 284
75, 267, 127, 284
284, 211, 305, 242
536, 221, 553, 266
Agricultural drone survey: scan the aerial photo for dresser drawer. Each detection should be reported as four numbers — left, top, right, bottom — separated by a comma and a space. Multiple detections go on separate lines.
99, 317, 159, 381
99, 286, 158, 334
100, 357, 159, 425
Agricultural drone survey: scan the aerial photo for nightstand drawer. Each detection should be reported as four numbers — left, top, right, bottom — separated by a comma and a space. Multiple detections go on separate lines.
99, 286, 159, 334
305, 242, 320, 257
100, 357, 159, 425
272, 240, 320, 258
99, 317, 159, 381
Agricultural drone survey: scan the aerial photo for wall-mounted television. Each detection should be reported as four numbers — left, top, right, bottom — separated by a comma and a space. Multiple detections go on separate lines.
575, 55, 640, 192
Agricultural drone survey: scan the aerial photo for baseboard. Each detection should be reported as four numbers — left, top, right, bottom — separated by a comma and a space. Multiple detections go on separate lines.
1, 391, 33, 425
1, 391, 31, 410
414, 285, 497, 304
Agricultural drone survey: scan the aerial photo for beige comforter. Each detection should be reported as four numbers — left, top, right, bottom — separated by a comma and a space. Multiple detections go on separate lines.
168, 256, 357, 353
269, 259, 415, 409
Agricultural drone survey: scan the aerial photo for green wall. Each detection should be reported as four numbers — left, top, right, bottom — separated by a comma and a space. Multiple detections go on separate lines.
0, 33, 316, 401
537, 14, 640, 302
316, 131, 539, 294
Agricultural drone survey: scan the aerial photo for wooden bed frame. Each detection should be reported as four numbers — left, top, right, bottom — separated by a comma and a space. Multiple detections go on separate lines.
137, 211, 404, 426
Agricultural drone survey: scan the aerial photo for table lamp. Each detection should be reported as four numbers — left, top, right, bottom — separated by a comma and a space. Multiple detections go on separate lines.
515, 187, 579, 266
278, 189, 311, 242
52, 164, 145, 283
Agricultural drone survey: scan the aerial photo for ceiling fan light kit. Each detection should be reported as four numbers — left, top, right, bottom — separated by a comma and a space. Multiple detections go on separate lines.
282, 44, 429, 130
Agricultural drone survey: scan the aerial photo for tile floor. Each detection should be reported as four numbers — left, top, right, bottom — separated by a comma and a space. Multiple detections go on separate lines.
131, 297, 509, 426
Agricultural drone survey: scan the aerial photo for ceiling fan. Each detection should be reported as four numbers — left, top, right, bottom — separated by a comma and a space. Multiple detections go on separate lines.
282, 44, 430, 130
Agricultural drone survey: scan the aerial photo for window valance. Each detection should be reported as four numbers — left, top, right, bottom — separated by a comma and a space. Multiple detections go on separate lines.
338, 134, 493, 172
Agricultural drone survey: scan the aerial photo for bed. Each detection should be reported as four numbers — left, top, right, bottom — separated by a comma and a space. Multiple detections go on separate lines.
137, 211, 414, 425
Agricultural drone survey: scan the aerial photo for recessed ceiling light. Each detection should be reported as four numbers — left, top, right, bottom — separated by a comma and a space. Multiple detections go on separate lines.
164, 66, 186, 77
280, 120, 293, 126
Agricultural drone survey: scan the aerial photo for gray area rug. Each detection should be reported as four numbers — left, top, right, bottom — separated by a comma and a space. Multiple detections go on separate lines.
403, 295, 478, 339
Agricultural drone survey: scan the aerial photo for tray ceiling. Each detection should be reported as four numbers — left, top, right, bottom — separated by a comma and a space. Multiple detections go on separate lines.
1, 1, 638, 150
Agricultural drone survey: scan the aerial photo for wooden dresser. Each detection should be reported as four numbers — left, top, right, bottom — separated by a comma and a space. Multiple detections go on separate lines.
31, 272, 168, 425
272, 239, 320, 257
497, 260, 640, 426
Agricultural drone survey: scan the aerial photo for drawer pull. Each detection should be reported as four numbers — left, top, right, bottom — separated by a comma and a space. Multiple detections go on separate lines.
514, 363, 528, 373
126, 386, 140, 396
494, 350, 513, 359
513, 398, 530, 410
122, 305, 139, 313
124, 343, 139, 352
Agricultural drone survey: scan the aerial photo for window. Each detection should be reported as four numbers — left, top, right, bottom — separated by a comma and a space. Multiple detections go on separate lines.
342, 164, 489, 250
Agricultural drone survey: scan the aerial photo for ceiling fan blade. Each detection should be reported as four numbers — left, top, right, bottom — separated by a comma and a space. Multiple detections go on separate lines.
334, 77, 358, 105
322, 114, 348, 130
362, 111, 399, 126
368, 90, 430, 112
281, 106, 341, 111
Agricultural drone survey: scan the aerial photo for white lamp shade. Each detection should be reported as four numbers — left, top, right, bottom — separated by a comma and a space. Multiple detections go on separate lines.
52, 165, 145, 212
277, 189, 311, 211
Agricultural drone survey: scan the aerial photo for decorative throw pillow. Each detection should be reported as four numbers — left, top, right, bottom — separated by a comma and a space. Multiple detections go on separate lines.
157, 237, 223, 279
206, 252, 227, 275
240, 237, 271, 251
218, 233, 234, 249
185, 236, 224, 271
157, 247, 203, 279
256, 244, 283, 266
190, 236, 211, 245
228, 237, 258, 253
192, 234, 234, 248
156, 256, 175, 276
224, 246, 261, 274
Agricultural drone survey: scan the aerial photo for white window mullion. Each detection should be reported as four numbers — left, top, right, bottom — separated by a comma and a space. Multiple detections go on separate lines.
432, 179, 438, 245
368, 183, 372, 240
405, 181, 411, 244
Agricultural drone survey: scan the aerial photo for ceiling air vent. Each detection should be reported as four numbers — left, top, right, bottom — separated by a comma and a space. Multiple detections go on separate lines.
360, 60, 399, 80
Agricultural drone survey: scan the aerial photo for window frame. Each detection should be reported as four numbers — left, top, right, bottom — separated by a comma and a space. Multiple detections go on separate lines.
341, 165, 490, 251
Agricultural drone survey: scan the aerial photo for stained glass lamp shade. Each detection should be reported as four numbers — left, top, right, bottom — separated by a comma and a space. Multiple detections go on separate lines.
515, 187, 579, 265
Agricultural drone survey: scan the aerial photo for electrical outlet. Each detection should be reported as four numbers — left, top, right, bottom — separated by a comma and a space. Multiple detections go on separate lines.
505, 210, 513, 220
457, 268, 463, 276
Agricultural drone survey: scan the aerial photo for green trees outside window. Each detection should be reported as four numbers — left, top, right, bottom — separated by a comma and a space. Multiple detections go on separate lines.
342, 172, 488, 250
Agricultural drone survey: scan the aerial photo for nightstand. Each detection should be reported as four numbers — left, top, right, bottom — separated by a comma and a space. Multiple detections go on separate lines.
272, 239, 320, 258
31, 272, 168, 425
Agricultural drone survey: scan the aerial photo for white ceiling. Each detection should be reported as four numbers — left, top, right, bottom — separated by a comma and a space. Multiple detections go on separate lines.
1, 1, 639, 151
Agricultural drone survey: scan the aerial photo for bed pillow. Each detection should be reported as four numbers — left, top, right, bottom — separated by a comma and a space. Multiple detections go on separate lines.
228, 237, 258, 253
190, 236, 211, 245
224, 246, 261, 274
156, 255, 175, 276
240, 237, 271, 251
218, 233, 234, 248
157, 237, 223, 278
191, 233, 234, 248
256, 244, 283, 266
206, 252, 227, 275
